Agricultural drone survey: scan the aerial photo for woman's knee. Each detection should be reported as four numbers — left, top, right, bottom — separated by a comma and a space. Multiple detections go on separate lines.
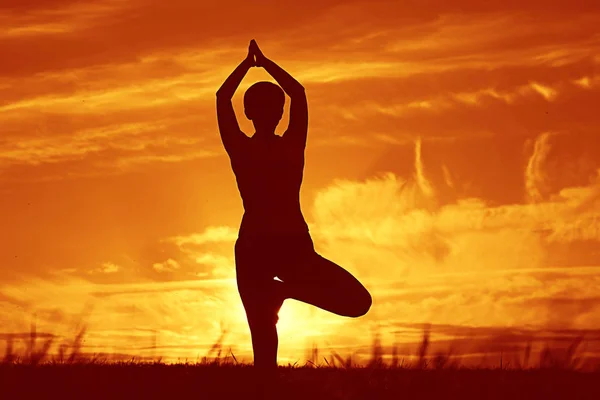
244, 299, 282, 327
347, 285, 372, 318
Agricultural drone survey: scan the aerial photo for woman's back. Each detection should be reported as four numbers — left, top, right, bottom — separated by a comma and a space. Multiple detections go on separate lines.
230, 135, 309, 236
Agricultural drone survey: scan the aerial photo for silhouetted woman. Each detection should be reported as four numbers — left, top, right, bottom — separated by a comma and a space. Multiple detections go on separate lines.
216, 40, 372, 373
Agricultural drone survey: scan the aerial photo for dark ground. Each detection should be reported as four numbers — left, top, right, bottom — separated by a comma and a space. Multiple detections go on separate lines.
1, 364, 599, 400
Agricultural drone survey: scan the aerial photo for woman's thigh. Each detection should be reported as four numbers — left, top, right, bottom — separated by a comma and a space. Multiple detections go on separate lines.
235, 237, 282, 325
278, 252, 372, 318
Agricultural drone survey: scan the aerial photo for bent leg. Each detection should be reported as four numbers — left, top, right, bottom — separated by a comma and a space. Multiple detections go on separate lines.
279, 252, 372, 318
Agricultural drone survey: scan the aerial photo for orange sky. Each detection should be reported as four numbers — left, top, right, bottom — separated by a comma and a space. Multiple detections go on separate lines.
1, 0, 600, 366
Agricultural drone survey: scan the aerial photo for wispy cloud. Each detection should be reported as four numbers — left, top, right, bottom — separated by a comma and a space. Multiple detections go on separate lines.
169, 226, 238, 247
98, 262, 120, 274
0, 0, 131, 38
152, 259, 180, 273
529, 82, 558, 101
525, 132, 553, 203
414, 138, 435, 199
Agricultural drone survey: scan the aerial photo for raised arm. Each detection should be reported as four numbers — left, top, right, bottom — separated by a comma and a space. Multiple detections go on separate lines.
251, 40, 308, 148
216, 45, 255, 155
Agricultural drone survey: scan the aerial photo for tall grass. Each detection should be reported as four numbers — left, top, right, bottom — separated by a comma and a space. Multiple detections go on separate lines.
2, 317, 87, 366
1, 321, 597, 371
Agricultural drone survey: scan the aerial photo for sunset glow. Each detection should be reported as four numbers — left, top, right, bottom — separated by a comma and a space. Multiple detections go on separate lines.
1, 0, 600, 366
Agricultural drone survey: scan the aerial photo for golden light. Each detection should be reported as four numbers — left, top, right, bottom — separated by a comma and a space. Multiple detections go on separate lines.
0, 0, 599, 367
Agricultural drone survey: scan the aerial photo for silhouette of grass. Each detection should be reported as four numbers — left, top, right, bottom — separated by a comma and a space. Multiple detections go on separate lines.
2, 323, 600, 399
2, 322, 598, 370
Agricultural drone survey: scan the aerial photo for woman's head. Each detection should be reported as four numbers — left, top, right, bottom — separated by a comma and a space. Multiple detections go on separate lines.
244, 81, 285, 132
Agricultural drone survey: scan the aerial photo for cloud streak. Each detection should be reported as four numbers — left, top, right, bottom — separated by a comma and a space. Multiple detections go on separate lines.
526, 132, 553, 203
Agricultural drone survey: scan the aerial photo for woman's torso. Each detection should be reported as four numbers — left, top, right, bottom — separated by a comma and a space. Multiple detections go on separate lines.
230, 135, 309, 238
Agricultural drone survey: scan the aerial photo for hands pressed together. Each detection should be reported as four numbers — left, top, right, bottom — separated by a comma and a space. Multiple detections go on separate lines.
217, 38, 307, 154
247, 39, 267, 68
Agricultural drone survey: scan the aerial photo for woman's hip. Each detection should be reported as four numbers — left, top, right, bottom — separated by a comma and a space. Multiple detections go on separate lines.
235, 232, 314, 276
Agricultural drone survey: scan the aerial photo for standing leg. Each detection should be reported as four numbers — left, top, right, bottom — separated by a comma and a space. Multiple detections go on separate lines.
279, 251, 372, 318
238, 279, 285, 370
235, 239, 285, 371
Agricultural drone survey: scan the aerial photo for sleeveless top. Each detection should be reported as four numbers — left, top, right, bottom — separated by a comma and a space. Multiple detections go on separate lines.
229, 134, 309, 238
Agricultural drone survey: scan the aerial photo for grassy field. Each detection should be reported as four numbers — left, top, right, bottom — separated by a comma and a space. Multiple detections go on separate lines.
1, 326, 599, 399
